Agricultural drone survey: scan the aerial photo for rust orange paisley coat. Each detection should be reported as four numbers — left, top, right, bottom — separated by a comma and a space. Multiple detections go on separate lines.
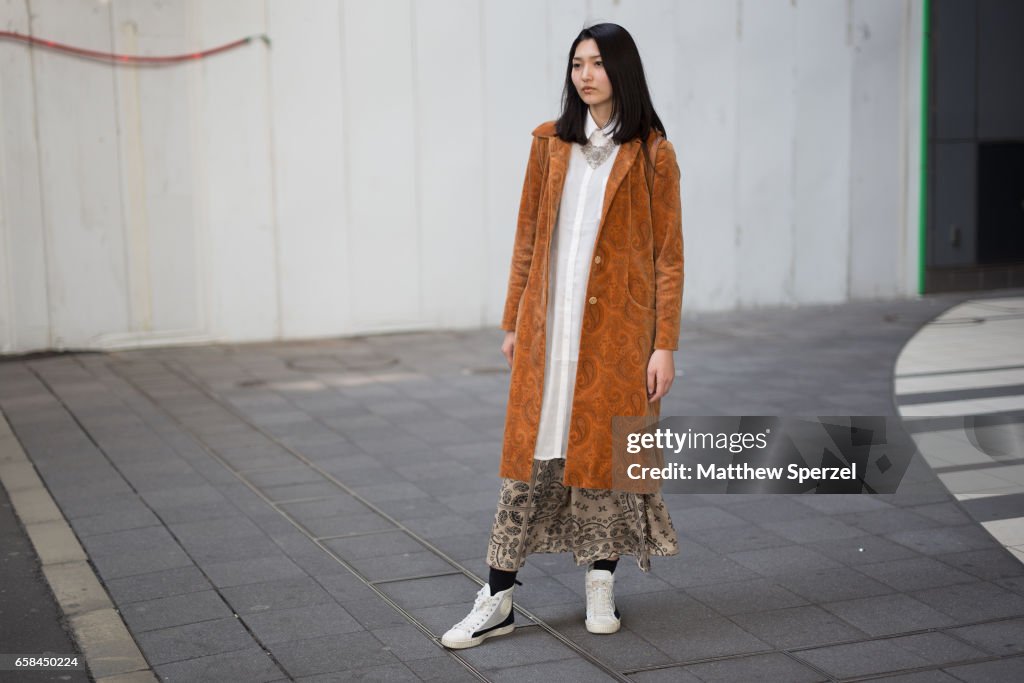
499, 120, 684, 494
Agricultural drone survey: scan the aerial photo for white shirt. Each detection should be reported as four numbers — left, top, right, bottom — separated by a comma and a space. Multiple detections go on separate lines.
533, 110, 620, 461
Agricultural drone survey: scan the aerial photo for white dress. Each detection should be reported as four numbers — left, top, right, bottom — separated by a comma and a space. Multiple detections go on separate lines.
533, 110, 620, 461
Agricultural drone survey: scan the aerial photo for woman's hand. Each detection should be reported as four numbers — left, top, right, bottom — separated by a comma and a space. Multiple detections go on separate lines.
501, 331, 516, 368
647, 349, 675, 402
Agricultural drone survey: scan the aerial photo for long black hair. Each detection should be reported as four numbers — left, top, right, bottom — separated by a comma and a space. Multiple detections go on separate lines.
555, 23, 666, 146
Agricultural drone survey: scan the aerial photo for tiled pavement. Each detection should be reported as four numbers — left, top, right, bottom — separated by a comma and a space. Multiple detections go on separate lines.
1, 291, 1023, 682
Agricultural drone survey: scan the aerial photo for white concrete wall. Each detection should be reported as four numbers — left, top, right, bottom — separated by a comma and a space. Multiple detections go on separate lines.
0, 0, 924, 354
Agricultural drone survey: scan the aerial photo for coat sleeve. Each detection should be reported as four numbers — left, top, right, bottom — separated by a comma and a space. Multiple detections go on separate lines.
500, 135, 547, 332
650, 139, 684, 351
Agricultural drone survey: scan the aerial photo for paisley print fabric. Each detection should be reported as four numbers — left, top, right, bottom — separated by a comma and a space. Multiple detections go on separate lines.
485, 457, 680, 573
498, 120, 684, 492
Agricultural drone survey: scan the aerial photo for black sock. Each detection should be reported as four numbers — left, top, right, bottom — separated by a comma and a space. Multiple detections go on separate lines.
592, 558, 618, 573
488, 567, 521, 595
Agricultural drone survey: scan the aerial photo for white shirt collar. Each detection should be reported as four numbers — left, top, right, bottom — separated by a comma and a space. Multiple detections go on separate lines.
584, 108, 616, 145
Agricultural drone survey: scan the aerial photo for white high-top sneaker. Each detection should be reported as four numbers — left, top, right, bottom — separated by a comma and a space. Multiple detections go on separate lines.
441, 583, 517, 649
585, 568, 621, 634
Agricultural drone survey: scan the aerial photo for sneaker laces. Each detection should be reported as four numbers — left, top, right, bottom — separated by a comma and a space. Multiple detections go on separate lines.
455, 585, 501, 631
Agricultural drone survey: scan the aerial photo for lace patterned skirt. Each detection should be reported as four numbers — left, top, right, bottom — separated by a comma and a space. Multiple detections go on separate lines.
485, 457, 679, 573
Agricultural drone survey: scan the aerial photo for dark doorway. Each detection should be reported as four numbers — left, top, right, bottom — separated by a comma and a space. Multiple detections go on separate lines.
925, 0, 1024, 292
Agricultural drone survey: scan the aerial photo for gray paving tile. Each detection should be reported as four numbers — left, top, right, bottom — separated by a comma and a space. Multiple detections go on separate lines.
762, 515, 870, 543
805, 534, 922, 566
220, 576, 336, 615
627, 667, 703, 682
91, 544, 195, 580
119, 589, 233, 633
167, 515, 266, 542
609, 586, 712, 629
732, 604, 870, 649
262, 481, 345, 502
371, 623, 446, 662
936, 547, 1024, 581
793, 639, 931, 679
941, 655, 1024, 682
203, 555, 307, 588
772, 566, 895, 602
413, 475, 496, 498
277, 494, 370, 520
884, 632, 987, 666
315, 571, 381, 605
404, 653, 495, 681
822, 593, 957, 636
150, 499, 244, 525
80, 525, 183, 557
52, 491, 148, 520
794, 493, 894, 515
135, 616, 256, 665
427, 531, 490, 563
670, 505, 751, 530
847, 507, 946, 535
294, 662, 420, 682
139, 484, 230, 513
527, 605, 675, 669
948, 617, 1024, 656
153, 647, 284, 683
888, 481, 972, 508
685, 578, 809, 616
437, 488, 504, 513
712, 497, 821, 524
103, 565, 212, 604
910, 501, 976, 526
314, 453, 388, 475
304, 512, 398, 538
182, 533, 286, 564
911, 580, 1024, 621
650, 551, 762, 588
68, 508, 162, 537
886, 525, 1001, 555
323, 530, 428, 561
282, 548, 358, 579
634, 610, 771, 662
241, 602, 363, 644
351, 551, 455, 582
683, 523, 794, 554
727, 545, 842, 577
457, 626, 577, 670
379, 574, 480, 612
267, 631, 401, 678
348, 480, 433, 504
865, 671, 961, 683
344, 596, 415, 630
681, 652, 826, 682
485, 656, 620, 682
857, 556, 979, 592
401, 513, 483, 540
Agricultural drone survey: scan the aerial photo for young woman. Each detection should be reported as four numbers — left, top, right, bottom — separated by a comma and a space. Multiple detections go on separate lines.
442, 22, 683, 649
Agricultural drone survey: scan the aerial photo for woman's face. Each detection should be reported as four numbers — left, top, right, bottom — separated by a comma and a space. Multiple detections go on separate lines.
571, 39, 612, 111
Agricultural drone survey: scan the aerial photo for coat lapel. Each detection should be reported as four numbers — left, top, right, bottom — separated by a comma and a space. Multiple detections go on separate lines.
547, 136, 572, 220
548, 135, 640, 237
599, 138, 641, 228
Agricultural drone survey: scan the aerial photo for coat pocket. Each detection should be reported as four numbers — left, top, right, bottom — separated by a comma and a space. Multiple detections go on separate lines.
626, 276, 656, 312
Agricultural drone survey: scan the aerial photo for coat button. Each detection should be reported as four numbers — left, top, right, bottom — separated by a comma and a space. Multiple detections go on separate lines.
594, 255, 602, 263
589, 297, 597, 304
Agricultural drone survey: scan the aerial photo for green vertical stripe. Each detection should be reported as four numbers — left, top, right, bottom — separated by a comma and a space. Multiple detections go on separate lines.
918, 0, 931, 295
